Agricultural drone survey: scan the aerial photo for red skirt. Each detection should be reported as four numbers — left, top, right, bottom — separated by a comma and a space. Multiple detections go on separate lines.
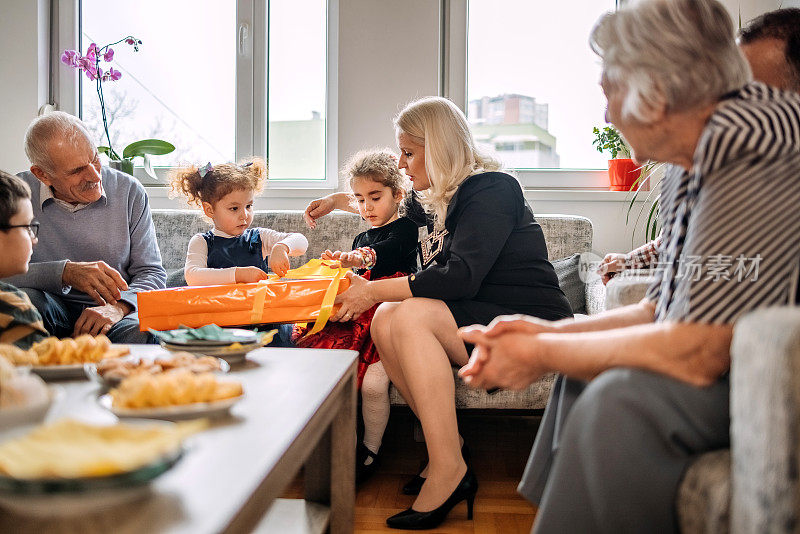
292, 271, 407, 389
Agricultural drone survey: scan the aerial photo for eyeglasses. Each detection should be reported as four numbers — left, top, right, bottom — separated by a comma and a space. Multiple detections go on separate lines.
0, 222, 40, 238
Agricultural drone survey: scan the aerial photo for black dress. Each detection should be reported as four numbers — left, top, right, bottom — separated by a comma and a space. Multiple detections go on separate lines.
405, 171, 573, 327
352, 217, 419, 279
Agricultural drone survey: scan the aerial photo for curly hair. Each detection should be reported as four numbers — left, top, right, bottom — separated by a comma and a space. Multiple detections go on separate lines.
0, 171, 32, 227
169, 158, 267, 207
342, 149, 409, 196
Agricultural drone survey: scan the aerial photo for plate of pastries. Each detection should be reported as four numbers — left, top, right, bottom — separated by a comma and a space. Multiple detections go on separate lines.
98, 369, 244, 421
0, 335, 129, 380
0, 418, 205, 516
85, 351, 229, 389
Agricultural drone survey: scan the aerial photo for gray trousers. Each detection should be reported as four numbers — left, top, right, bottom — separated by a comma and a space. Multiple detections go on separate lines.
22, 288, 154, 344
519, 369, 730, 533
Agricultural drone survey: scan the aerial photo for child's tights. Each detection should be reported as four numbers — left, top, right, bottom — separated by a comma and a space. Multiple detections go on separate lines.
361, 361, 390, 456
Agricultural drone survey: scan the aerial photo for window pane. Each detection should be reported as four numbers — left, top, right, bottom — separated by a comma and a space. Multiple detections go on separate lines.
268, 0, 327, 180
467, 0, 615, 170
80, 0, 235, 167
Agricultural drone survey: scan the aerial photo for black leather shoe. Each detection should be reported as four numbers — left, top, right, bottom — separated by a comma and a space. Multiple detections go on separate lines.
387, 468, 478, 530
402, 443, 471, 496
356, 442, 380, 485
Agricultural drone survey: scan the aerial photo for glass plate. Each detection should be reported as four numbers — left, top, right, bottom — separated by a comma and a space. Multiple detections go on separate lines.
98, 393, 243, 421
152, 327, 259, 347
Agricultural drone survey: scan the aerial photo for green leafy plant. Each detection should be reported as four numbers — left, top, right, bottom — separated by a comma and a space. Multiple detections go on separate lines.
592, 125, 631, 159
61, 37, 175, 180
626, 161, 663, 245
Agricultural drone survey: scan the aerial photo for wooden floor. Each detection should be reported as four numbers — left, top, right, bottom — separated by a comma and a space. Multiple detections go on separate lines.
284, 410, 541, 533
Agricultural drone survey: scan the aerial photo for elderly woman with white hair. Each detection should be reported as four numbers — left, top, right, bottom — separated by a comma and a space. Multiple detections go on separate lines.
458, 0, 800, 531
304, 96, 573, 529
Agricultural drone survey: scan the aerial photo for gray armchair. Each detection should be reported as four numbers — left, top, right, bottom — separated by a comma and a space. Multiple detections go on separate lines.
606, 274, 800, 533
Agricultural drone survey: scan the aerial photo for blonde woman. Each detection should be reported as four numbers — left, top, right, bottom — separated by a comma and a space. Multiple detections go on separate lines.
304, 96, 572, 529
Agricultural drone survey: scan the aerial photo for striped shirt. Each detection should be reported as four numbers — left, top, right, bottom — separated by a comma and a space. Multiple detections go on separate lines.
645, 82, 800, 324
0, 282, 48, 349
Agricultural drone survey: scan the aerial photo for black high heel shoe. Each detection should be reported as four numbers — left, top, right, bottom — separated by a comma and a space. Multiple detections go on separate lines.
386, 468, 478, 530
402, 443, 471, 496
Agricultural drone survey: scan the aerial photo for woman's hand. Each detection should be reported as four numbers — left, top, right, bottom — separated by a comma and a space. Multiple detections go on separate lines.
303, 193, 354, 229
235, 266, 270, 283
269, 243, 291, 277
331, 272, 375, 322
480, 314, 557, 337
458, 325, 549, 390
597, 253, 627, 285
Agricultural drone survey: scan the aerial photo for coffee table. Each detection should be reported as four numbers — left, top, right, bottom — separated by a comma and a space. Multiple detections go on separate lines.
0, 346, 358, 534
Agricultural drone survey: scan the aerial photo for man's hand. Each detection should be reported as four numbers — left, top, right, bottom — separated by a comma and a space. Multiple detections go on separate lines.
331, 272, 374, 322
269, 243, 291, 277
72, 301, 131, 336
321, 249, 363, 269
458, 326, 549, 390
235, 266, 270, 284
597, 253, 628, 285
62, 261, 129, 305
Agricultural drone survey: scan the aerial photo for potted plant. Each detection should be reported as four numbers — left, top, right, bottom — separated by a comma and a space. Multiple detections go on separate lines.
592, 126, 641, 191
61, 37, 175, 180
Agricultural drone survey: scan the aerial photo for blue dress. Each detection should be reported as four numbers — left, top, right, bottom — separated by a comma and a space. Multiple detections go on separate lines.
202, 228, 293, 347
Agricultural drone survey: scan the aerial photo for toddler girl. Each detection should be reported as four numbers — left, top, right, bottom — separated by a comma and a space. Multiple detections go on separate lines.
293, 149, 418, 484
170, 159, 308, 344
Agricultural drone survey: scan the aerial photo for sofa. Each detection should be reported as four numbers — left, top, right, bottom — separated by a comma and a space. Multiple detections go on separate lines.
605, 273, 800, 534
151, 209, 604, 411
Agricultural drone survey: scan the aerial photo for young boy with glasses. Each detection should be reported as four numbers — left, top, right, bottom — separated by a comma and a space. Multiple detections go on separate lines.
0, 171, 48, 348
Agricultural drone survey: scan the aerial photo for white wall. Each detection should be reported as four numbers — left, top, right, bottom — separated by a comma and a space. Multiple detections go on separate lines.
0, 0, 49, 174
0, 0, 789, 256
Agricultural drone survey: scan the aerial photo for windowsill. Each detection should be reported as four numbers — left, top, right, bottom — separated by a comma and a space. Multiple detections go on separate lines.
524, 189, 652, 202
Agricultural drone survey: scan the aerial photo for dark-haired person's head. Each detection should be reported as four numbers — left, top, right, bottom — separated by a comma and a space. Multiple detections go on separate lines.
739, 8, 800, 92
0, 171, 38, 278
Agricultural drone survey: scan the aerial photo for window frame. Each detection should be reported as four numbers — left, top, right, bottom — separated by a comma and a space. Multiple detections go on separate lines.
444, 0, 610, 189
53, 0, 339, 190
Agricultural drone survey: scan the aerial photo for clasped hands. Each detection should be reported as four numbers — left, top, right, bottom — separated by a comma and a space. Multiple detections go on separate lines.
62, 261, 132, 336
458, 314, 555, 391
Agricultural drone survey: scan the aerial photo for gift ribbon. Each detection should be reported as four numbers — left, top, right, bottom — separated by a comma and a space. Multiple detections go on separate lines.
302, 267, 346, 339
248, 259, 349, 335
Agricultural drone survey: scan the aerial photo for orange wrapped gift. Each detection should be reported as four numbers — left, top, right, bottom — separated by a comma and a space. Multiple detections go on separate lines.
138, 260, 351, 332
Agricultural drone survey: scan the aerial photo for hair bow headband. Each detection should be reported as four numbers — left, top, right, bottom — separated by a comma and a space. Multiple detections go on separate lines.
198, 162, 213, 178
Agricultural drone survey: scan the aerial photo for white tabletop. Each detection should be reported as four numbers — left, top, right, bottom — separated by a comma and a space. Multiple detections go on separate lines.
0, 346, 358, 534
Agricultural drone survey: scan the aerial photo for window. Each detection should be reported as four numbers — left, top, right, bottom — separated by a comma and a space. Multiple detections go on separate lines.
80, 0, 236, 167
70, 0, 334, 187
464, 0, 617, 186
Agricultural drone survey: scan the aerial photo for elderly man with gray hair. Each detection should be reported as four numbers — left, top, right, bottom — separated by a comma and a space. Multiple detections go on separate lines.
458, 0, 800, 531
2, 112, 165, 343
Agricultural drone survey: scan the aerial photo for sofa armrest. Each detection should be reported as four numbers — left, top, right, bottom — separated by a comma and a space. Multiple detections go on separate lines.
730, 306, 800, 534
584, 278, 606, 315
603, 270, 656, 310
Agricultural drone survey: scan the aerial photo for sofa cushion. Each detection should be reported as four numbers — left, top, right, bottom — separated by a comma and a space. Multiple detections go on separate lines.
552, 254, 585, 314
389, 369, 557, 410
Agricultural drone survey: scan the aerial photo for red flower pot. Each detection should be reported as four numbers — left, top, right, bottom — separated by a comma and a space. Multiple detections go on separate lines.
608, 158, 641, 191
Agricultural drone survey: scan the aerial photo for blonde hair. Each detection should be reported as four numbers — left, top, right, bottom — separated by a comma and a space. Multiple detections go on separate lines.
394, 97, 500, 227
169, 158, 267, 207
342, 148, 408, 196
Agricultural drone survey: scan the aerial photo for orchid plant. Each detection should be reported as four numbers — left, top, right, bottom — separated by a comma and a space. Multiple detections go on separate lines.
61, 36, 174, 179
